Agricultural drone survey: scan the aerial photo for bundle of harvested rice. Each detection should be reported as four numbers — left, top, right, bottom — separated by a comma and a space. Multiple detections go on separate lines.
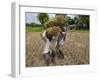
46, 26, 62, 37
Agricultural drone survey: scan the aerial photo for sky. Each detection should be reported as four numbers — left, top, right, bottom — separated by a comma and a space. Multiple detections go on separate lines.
25, 12, 76, 24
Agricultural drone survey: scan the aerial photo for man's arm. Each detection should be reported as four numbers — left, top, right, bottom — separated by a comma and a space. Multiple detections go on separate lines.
40, 31, 47, 42
63, 32, 66, 41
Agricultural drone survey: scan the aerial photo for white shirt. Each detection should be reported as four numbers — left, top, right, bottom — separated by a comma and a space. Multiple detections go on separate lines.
42, 31, 57, 54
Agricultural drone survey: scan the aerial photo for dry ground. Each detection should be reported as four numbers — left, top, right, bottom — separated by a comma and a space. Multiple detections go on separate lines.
26, 31, 89, 67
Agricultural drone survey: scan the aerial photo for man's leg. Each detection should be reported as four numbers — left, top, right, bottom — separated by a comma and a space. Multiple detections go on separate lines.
59, 45, 64, 59
43, 52, 50, 66
50, 50, 56, 64
56, 45, 64, 59
59, 50, 64, 59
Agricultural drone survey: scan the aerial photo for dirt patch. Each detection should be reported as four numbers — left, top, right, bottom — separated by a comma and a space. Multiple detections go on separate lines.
26, 31, 89, 67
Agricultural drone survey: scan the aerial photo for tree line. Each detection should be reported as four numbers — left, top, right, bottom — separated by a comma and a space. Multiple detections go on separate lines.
26, 13, 90, 30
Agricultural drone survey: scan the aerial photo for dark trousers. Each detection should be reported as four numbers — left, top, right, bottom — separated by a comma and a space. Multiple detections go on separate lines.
43, 51, 56, 66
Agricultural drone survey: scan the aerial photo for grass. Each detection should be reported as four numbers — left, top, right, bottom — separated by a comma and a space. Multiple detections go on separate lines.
69, 30, 89, 33
26, 26, 89, 33
76, 30, 89, 34
26, 26, 43, 32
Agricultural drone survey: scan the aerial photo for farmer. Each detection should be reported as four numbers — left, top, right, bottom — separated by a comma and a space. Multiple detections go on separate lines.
41, 26, 61, 66
56, 25, 67, 59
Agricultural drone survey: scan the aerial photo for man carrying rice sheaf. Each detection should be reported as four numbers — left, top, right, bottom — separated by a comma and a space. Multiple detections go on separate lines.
41, 15, 67, 66
56, 25, 66, 59
42, 26, 62, 66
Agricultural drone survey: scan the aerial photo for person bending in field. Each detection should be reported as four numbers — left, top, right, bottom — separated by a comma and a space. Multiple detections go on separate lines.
41, 26, 61, 66
56, 26, 66, 59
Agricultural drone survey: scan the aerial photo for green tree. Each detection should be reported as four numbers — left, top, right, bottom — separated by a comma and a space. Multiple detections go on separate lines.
37, 13, 49, 25
64, 16, 75, 25
73, 16, 79, 24
78, 15, 89, 29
